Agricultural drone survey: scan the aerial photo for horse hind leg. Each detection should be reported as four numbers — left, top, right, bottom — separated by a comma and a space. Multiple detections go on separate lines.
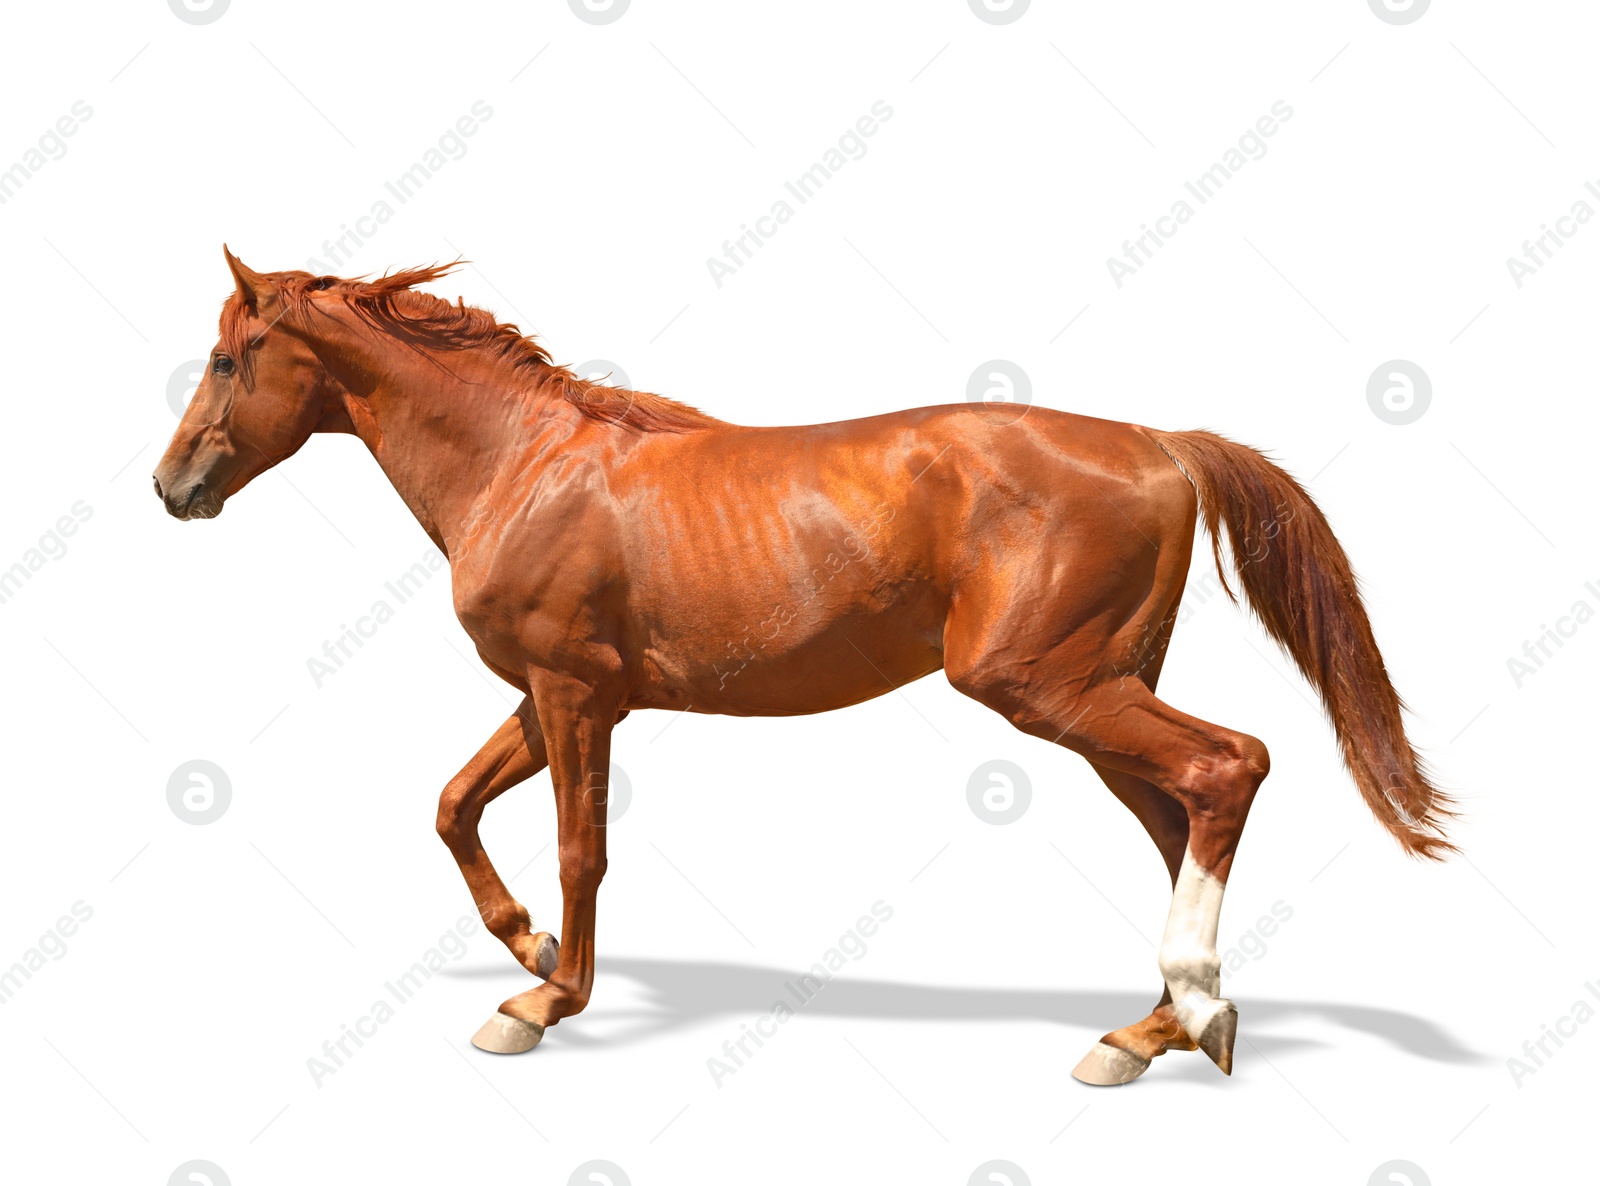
959, 661, 1267, 1079
1073, 1001, 1197, 1086
1072, 683, 1265, 1076
1063, 583, 1209, 1083
1070, 766, 1201, 1086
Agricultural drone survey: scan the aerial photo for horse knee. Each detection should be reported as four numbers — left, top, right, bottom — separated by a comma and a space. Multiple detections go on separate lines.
558, 847, 607, 896
435, 781, 478, 851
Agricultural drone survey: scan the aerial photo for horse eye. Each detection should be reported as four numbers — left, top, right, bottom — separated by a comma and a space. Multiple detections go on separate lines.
212, 356, 235, 376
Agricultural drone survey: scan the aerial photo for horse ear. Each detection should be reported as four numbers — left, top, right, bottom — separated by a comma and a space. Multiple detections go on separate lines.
222, 244, 268, 310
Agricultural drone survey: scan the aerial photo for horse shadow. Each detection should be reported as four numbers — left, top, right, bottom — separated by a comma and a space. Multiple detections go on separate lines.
439, 955, 1486, 1065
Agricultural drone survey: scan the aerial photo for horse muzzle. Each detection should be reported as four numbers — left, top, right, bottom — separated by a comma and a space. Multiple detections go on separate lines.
152, 473, 224, 520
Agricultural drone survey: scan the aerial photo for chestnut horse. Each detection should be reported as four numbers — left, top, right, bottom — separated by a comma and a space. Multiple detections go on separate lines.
153, 248, 1453, 1085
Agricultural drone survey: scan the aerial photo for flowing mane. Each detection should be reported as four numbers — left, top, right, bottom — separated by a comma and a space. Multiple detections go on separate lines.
221, 262, 723, 434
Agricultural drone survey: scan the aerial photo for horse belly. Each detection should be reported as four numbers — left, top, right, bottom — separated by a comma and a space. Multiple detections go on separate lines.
632, 580, 947, 716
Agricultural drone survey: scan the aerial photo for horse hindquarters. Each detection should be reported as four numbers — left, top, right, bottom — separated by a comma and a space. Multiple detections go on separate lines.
942, 429, 1267, 1082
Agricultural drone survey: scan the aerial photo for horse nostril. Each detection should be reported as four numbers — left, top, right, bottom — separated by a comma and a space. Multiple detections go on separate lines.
152, 475, 164, 501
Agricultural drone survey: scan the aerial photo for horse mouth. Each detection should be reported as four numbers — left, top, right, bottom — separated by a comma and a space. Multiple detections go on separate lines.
156, 478, 225, 521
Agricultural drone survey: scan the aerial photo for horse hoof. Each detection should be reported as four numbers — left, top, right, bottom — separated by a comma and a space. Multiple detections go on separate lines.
471, 1011, 545, 1054
1071, 1041, 1150, 1086
1181, 998, 1237, 1075
532, 932, 559, 979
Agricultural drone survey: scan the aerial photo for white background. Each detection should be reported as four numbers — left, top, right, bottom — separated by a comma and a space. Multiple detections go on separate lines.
0, 1, 1593, 1183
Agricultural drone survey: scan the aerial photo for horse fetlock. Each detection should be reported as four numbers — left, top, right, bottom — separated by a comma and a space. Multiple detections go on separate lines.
481, 901, 532, 941
501, 980, 590, 1029
1158, 944, 1221, 1001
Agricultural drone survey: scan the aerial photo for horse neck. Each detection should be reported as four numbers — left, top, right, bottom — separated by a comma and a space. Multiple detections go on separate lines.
305, 313, 559, 556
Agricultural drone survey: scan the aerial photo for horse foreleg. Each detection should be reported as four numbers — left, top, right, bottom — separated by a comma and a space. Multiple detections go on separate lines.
471, 674, 617, 1055
436, 698, 559, 980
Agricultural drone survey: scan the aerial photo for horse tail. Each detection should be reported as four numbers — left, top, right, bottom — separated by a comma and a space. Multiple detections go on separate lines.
1142, 427, 1456, 860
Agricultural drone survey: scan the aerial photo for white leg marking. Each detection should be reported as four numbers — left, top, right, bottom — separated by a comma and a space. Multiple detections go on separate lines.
1158, 847, 1225, 1038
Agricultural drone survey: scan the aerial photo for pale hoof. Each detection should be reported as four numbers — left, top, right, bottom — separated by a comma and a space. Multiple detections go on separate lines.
532, 932, 559, 980
470, 1011, 545, 1054
1071, 1041, 1150, 1086
1175, 996, 1237, 1075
